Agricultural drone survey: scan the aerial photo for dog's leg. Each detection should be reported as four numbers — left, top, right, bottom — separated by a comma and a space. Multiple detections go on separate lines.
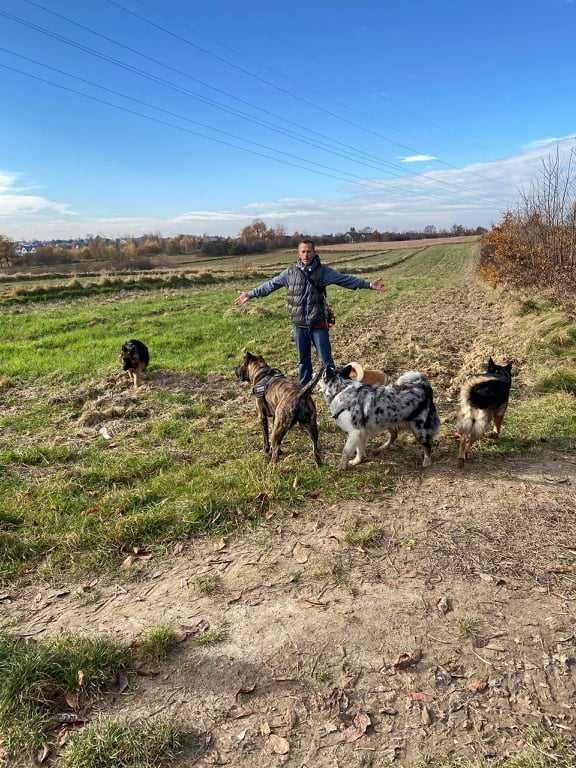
270, 418, 290, 465
422, 437, 433, 468
349, 432, 368, 466
382, 427, 398, 449
458, 434, 468, 468
339, 431, 362, 470
492, 405, 507, 438
257, 402, 271, 459
302, 419, 321, 467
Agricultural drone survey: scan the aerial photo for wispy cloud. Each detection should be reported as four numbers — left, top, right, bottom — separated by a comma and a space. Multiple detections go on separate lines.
6, 134, 576, 239
0, 170, 72, 218
523, 134, 576, 150
400, 154, 438, 163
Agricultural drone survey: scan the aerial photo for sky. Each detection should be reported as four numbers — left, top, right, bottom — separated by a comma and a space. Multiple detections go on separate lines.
1, 0, 576, 240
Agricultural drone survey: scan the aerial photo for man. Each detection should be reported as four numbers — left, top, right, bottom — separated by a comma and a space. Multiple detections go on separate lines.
234, 239, 386, 384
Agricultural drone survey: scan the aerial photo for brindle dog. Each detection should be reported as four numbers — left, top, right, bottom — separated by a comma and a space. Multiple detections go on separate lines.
235, 351, 322, 465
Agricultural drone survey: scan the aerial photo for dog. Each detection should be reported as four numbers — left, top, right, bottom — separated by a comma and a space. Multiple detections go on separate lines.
235, 351, 322, 465
318, 366, 440, 469
457, 357, 513, 466
120, 339, 149, 389
343, 361, 387, 385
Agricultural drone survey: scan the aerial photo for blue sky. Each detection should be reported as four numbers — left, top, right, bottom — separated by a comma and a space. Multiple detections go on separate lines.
1, 0, 576, 239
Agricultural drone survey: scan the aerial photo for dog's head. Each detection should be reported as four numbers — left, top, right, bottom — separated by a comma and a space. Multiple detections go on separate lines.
234, 350, 268, 384
318, 365, 353, 399
486, 357, 513, 381
337, 362, 364, 381
120, 341, 139, 371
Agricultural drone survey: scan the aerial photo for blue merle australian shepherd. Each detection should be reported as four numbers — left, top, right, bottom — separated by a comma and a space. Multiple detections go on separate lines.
318, 365, 441, 469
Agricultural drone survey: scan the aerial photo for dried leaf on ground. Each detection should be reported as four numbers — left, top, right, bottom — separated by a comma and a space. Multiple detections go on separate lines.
393, 649, 422, 670
266, 735, 290, 755
466, 677, 488, 693
260, 721, 271, 736
235, 682, 257, 699
227, 591, 243, 605
227, 705, 253, 720
421, 705, 433, 725
343, 712, 371, 742
293, 543, 309, 564
185, 619, 210, 637
408, 691, 432, 703
434, 666, 453, 687
120, 555, 136, 570
328, 687, 350, 715
437, 596, 452, 614
37, 744, 50, 764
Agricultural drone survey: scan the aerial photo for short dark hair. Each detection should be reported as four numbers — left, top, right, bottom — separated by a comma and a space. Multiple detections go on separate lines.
298, 238, 315, 248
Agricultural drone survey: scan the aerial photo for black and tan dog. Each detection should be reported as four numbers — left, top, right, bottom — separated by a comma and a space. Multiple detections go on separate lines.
457, 357, 513, 466
235, 351, 322, 465
120, 339, 149, 389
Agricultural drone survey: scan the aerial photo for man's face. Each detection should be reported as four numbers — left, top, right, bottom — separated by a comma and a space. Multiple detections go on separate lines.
298, 242, 315, 266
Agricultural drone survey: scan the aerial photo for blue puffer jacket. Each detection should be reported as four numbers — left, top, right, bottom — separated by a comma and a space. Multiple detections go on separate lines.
248, 257, 372, 327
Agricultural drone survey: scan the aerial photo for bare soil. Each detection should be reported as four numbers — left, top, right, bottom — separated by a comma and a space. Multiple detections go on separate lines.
3, 271, 575, 767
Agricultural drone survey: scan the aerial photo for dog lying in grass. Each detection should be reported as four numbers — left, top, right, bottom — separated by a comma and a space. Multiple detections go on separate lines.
457, 357, 513, 466
234, 351, 323, 465
120, 339, 149, 389
342, 361, 387, 385
318, 366, 440, 469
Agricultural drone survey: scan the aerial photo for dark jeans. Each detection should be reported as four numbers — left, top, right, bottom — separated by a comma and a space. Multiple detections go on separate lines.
293, 325, 335, 385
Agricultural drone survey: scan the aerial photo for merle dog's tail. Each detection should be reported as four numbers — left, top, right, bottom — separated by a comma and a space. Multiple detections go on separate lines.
299, 366, 325, 398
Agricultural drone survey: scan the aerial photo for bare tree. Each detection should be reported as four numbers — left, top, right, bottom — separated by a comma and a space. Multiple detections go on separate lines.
0, 234, 16, 269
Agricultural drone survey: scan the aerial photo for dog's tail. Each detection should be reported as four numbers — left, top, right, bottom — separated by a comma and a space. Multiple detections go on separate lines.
299, 366, 325, 398
457, 382, 491, 440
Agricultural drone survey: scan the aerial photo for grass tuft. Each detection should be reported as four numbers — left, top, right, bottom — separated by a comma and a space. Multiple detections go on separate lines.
344, 522, 385, 549
137, 626, 179, 664
59, 718, 183, 768
190, 629, 225, 647
536, 368, 576, 396
0, 631, 128, 756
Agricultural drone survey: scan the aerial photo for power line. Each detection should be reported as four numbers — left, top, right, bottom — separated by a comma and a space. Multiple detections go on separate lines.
0, 58, 457, 199
104, 0, 495, 181
2, 50, 495, 212
16, 0, 480, 197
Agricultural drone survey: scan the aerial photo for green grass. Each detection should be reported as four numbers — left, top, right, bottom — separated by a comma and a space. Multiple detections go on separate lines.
3, 243, 469, 581
0, 631, 129, 756
136, 626, 180, 664
58, 718, 183, 768
536, 368, 576, 395
190, 629, 225, 647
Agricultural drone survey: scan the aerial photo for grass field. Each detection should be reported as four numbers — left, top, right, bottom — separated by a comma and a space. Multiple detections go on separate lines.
2, 238, 576, 767
0, 239, 574, 585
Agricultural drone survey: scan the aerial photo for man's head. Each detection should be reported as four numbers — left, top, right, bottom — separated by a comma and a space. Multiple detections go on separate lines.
298, 239, 316, 266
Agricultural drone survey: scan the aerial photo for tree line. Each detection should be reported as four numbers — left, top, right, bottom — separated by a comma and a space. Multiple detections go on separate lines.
1, 221, 485, 271
480, 149, 576, 299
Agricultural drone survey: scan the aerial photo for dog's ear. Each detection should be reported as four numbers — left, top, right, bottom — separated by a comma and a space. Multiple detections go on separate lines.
505, 360, 513, 372
487, 356, 496, 372
244, 350, 254, 361
340, 364, 354, 379
324, 366, 336, 380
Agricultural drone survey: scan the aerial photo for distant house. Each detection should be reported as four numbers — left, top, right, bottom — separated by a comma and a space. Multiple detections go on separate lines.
344, 227, 374, 243
15, 244, 37, 257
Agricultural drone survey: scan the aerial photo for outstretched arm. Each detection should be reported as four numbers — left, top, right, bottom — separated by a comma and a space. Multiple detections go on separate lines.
234, 270, 289, 305
322, 266, 386, 292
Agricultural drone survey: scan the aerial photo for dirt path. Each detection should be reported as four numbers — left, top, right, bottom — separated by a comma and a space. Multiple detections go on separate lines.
4, 272, 576, 766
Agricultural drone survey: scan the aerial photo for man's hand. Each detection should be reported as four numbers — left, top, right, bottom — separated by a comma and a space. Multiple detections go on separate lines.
234, 291, 250, 306
371, 280, 386, 292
